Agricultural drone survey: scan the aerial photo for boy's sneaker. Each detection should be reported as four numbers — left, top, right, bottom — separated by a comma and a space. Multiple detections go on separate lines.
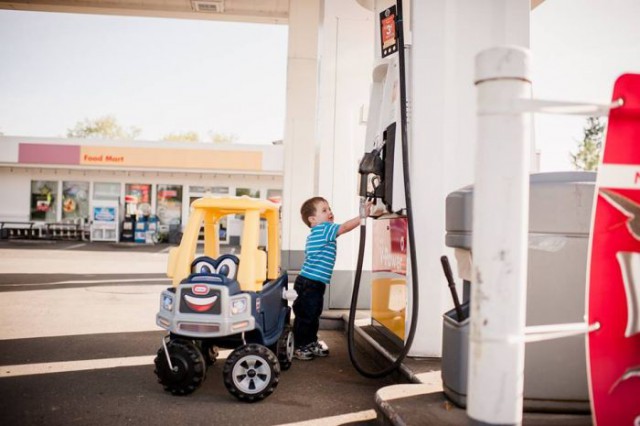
294, 345, 315, 361
309, 340, 329, 357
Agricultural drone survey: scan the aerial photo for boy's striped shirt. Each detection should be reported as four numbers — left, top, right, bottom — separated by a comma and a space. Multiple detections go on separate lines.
299, 221, 341, 284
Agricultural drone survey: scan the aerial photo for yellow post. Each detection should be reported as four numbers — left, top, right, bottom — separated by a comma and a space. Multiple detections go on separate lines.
238, 208, 260, 291
265, 208, 280, 280
203, 210, 219, 259
171, 207, 203, 285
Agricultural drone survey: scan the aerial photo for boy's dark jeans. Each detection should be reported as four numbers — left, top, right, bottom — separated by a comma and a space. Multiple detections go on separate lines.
292, 275, 326, 349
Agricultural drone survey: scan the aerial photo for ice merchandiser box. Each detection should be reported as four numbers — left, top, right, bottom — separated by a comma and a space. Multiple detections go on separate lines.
442, 171, 595, 412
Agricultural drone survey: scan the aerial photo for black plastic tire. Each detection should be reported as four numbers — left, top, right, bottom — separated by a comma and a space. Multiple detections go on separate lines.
273, 326, 294, 371
223, 344, 280, 402
154, 339, 206, 396
199, 340, 219, 367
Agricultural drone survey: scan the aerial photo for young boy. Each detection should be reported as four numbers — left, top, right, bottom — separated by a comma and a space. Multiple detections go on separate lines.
293, 196, 370, 360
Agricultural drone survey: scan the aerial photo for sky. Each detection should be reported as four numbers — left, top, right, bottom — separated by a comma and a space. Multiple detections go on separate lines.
1, 1, 639, 169
530, 0, 640, 171
0, 10, 288, 145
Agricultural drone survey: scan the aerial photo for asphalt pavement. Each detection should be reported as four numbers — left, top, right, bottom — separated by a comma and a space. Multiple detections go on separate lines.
0, 240, 393, 425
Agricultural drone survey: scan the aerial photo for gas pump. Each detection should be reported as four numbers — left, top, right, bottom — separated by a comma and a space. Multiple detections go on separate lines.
347, 0, 420, 378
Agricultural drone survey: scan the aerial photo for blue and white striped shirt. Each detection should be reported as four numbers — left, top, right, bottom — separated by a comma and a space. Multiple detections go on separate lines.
300, 221, 341, 284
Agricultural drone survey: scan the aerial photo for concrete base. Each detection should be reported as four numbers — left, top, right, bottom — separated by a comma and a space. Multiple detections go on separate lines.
319, 309, 594, 426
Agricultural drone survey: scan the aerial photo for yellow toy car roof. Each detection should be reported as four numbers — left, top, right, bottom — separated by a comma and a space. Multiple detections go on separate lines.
168, 196, 281, 291
191, 196, 280, 215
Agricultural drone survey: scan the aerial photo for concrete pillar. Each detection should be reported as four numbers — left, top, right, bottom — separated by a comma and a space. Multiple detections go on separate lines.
407, 0, 530, 357
316, 0, 374, 308
282, 0, 374, 310
281, 0, 322, 272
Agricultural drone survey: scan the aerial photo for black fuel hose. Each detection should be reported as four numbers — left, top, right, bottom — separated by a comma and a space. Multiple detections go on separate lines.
346, 0, 420, 379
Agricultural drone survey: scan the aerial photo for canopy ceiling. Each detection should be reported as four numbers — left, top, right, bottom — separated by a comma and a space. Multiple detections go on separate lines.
0, 0, 289, 24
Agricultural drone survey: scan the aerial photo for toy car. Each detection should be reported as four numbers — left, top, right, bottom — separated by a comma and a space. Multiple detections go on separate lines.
154, 197, 294, 402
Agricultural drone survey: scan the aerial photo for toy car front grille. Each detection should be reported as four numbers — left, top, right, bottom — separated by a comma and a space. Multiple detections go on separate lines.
178, 322, 220, 333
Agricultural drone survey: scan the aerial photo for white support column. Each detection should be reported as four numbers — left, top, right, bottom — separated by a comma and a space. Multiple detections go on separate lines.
317, 0, 373, 307
468, 46, 532, 426
281, 0, 321, 272
408, 0, 530, 357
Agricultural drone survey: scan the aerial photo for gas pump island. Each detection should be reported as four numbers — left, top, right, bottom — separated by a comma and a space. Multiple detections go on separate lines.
349, 1, 639, 425
347, 0, 420, 378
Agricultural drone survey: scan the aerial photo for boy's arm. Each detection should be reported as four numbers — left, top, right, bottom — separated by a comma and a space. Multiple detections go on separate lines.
337, 201, 372, 237
337, 216, 361, 237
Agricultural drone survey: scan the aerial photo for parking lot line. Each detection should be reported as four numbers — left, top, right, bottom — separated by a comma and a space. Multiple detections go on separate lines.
274, 409, 377, 425
0, 350, 232, 378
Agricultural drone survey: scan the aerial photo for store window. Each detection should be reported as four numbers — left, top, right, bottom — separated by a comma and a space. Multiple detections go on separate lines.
266, 189, 282, 205
189, 186, 227, 241
236, 188, 260, 198
62, 181, 90, 221
189, 186, 229, 197
124, 183, 151, 216
157, 184, 183, 226
30, 180, 58, 222
94, 182, 121, 201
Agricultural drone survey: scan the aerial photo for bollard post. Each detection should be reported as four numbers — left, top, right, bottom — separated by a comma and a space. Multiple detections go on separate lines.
468, 46, 532, 426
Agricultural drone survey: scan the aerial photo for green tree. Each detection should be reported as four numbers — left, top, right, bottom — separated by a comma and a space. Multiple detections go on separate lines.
67, 115, 141, 140
162, 131, 200, 142
570, 116, 605, 171
208, 132, 238, 144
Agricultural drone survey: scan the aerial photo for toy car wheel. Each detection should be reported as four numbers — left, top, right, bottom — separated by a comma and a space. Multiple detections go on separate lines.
199, 340, 219, 366
223, 344, 280, 402
273, 326, 294, 371
154, 339, 206, 396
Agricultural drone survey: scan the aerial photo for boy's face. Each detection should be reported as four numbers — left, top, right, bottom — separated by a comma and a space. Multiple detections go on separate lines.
309, 201, 334, 227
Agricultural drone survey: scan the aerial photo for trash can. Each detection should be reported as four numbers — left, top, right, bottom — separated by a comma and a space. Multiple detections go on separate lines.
443, 171, 595, 412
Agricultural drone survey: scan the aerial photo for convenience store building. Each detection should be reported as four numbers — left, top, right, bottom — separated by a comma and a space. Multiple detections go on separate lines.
0, 136, 283, 241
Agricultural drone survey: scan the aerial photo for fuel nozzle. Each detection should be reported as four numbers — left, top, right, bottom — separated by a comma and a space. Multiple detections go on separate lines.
358, 148, 385, 199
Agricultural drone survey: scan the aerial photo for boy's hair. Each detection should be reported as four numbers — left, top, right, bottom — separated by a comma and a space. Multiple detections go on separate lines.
300, 196, 327, 228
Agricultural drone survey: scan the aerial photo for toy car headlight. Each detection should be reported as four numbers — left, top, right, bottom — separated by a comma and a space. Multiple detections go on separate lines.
162, 294, 174, 312
230, 298, 247, 315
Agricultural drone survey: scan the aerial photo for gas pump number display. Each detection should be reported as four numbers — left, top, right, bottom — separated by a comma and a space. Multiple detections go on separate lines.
380, 6, 397, 58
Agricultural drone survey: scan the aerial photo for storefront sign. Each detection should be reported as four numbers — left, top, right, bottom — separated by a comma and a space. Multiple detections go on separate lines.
18, 143, 263, 171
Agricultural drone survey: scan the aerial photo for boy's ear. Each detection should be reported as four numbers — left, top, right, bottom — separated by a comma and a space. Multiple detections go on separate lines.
308, 214, 317, 226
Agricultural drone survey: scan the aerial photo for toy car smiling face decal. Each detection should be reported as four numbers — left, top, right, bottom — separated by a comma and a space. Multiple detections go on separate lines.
180, 285, 222, 314
184, 284, 219, 312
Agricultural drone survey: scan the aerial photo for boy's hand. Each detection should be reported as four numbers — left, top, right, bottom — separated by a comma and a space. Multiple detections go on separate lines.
339, 201, 373, 237
363, 200, 373, 218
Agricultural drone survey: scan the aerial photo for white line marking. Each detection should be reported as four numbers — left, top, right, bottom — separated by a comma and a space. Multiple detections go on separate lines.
0, 355, 155, 377
1, 277, 171, 287
66, 243, 87, 250
0, 350, 232, 378
274, 409, 377, 425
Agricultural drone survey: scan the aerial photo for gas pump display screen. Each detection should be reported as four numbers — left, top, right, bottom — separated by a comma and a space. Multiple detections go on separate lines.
379, 6, 397, 58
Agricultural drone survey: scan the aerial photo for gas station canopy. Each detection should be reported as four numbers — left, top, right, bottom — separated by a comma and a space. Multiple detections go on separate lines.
0, 0, 546, 23
0, 0, 289, 24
